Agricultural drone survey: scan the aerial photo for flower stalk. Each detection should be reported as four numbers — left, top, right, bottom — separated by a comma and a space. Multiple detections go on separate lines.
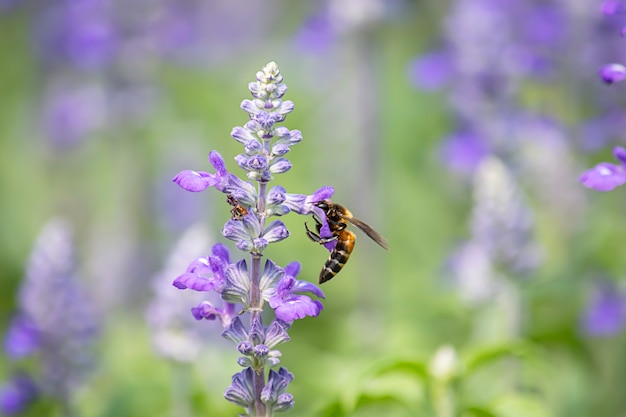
171, 62, 331, 416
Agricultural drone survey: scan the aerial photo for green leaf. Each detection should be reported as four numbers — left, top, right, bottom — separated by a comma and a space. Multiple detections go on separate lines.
367, 358, 429, 383
461, 405, 498, 417
489, 393, 553, 417
463, 341, 543, 376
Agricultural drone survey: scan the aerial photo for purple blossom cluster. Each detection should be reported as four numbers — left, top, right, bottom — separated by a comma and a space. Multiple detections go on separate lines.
146, 224, 214, 363
581, 280, 626, 337
448, 156, 541, 304
29, 0, 272, 148
171, 62, 330, 415
598, 1, 626, 85
2, 219, 99, 415
578, 3, 626, 192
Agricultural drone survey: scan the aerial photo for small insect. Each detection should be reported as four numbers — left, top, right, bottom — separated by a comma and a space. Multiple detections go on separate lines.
226, 194, 248, 220
305, 200, 389, 284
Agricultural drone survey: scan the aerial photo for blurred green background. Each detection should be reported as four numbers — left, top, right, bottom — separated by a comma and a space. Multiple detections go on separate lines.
2, 1, 626, 416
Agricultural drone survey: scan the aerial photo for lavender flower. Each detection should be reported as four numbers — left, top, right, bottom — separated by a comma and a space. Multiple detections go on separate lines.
580, 146, 626, 191
7, 219, 99, 410
598, 1, 626, 84
470, 156, 541, 275
146, 224, 214, 362
0, 373, 38, 416
172, 62, 327, 415
581, 280, 626, 337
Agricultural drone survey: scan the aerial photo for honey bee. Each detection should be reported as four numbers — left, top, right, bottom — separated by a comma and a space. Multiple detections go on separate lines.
305, 200, 389, 284
226, 194, 248, 220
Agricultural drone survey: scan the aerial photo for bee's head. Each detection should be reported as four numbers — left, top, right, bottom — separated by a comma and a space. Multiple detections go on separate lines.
313, 200, 331, 212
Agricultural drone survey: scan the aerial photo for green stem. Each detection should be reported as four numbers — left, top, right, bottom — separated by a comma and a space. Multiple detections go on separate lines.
249, 179, 269, 417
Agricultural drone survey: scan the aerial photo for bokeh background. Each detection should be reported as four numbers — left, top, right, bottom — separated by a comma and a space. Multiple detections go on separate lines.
2, 0, 626, 416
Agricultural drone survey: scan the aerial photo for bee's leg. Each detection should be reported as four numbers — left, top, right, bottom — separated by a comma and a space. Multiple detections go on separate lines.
305, 222, 322, 242
305, 222, 338, 244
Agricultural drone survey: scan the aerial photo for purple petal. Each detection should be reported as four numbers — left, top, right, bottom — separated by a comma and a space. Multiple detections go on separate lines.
263, 221, 290, 243
268, 185, 287, 205
172, 170, 217, 192
310, 186, 334, 203
276, 100, 294, 116
613, 146, 626, 165
293, 280, 325, 299
211, 243, 230, 264
222, 316, 248, 344
269, 158, 292, 174
231, 126, 256, 144
599, 64, 626, 84
173, 273, 215, 291
191, 301, 220, 321
273, 296, 323, 323
240, 99, 258, 115
208, 150, 227, 176
283, 261, 300, 278
579, 162, 626, 191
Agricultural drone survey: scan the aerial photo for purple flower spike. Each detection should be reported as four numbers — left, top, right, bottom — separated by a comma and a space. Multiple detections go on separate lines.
171, 62, 326, 414
580, 147, 626, 191
599, 64, 626, 84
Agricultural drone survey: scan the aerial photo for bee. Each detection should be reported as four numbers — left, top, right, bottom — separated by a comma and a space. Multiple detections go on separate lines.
226, 194, 248, 220
305, 200, 389, 284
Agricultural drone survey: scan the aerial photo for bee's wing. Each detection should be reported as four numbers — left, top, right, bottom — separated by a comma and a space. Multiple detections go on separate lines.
344, 216, 389, 250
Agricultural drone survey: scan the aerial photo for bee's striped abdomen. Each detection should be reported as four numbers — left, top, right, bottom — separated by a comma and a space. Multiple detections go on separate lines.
319, 230, 355, 284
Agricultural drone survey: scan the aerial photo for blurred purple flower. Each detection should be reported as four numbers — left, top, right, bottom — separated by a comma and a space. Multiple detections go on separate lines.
579, 113, 626, 152
40, 83, 106, 148
408, 51, 454, 91
4, 316, 40, 359
293, 14, 336, 54
147, 224, 214, 362
579, 146, 626, 191
439, 131, 490, 175
0, 0, 16, 11
16, 219, 100, 398
471, 156, 542, 275
602, 1, 626, 16
582, 281, 626, 337
0, 373, 38, 416
36, 0, 117, 69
